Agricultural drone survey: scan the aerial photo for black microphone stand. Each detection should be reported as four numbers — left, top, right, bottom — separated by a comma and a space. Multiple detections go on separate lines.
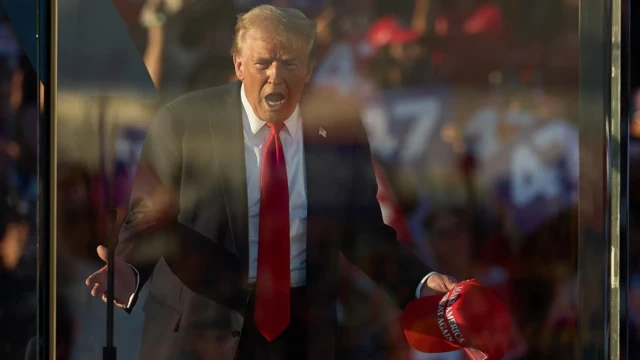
98, 96, 117, 360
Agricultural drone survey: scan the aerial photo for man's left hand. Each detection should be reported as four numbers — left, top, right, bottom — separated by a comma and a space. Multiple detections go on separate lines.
420, 273, 458, 297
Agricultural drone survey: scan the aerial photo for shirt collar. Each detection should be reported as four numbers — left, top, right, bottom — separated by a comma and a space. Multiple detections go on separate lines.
240, 82, 299, 138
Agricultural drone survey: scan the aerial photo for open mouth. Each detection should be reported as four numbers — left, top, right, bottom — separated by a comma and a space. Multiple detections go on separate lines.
265, 93, 286, 108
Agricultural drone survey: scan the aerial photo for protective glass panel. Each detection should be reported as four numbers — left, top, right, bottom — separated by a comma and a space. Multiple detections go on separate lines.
0, 3, 41, 360
50, 1, 593, 360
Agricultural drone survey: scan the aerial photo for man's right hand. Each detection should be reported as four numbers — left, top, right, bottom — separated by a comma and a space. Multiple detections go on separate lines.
85, 245, 137, 308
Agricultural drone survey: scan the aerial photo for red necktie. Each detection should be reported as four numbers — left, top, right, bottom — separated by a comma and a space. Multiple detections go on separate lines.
254, 121, 290, 341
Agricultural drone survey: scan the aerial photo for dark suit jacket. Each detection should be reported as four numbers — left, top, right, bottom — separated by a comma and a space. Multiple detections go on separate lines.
116, 81, 431, 360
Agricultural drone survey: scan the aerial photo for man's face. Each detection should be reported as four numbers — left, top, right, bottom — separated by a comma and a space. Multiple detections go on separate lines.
233, 28, 314, 122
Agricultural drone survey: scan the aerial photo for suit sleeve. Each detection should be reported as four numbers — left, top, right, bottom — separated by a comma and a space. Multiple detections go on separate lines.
116, 105, 244, 311
340, 118, 432, 309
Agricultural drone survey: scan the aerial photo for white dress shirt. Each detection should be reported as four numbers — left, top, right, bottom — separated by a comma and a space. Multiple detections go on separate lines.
241, 84, 308, 286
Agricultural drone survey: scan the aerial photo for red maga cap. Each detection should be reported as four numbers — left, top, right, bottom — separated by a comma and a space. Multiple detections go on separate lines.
402, 279, 511, 360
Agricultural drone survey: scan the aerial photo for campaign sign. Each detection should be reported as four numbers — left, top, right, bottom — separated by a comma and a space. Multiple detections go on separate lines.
363, 86, 452, 167
480, 119, 579, 237
364, 87, 578, 242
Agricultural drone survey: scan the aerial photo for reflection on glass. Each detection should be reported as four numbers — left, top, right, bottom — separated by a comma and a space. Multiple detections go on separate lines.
629, 87, 640, 358
0, 6, 39, 359
51, 0, 584, 359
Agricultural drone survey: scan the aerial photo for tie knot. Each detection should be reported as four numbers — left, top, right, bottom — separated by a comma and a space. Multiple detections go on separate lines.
266, 121, 285, 135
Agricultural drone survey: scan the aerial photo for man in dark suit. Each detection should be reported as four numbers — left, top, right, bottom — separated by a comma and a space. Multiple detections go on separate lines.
86, 5, 457, 359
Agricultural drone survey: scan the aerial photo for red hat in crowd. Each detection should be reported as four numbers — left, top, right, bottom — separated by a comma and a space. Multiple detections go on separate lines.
402, 279, 511, 359
367, 16, 421, 49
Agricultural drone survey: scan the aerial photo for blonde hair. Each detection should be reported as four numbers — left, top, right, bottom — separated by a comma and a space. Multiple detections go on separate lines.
230, 5, 318, 63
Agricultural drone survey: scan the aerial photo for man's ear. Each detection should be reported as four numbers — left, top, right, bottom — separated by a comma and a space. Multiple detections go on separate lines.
233, 54, 245, 81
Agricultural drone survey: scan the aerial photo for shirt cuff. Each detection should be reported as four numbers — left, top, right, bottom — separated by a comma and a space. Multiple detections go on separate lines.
415, 271, 439, 298
125, 265, 140, 309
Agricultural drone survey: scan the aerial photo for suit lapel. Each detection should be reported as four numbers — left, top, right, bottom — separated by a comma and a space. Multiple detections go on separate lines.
301, 99, 324, 242
300, 92, 349, 227
301, 97, 339, 299
209, 81, 249, 279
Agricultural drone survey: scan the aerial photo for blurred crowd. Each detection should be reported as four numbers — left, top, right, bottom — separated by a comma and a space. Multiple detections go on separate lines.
3, 0, 639, 359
